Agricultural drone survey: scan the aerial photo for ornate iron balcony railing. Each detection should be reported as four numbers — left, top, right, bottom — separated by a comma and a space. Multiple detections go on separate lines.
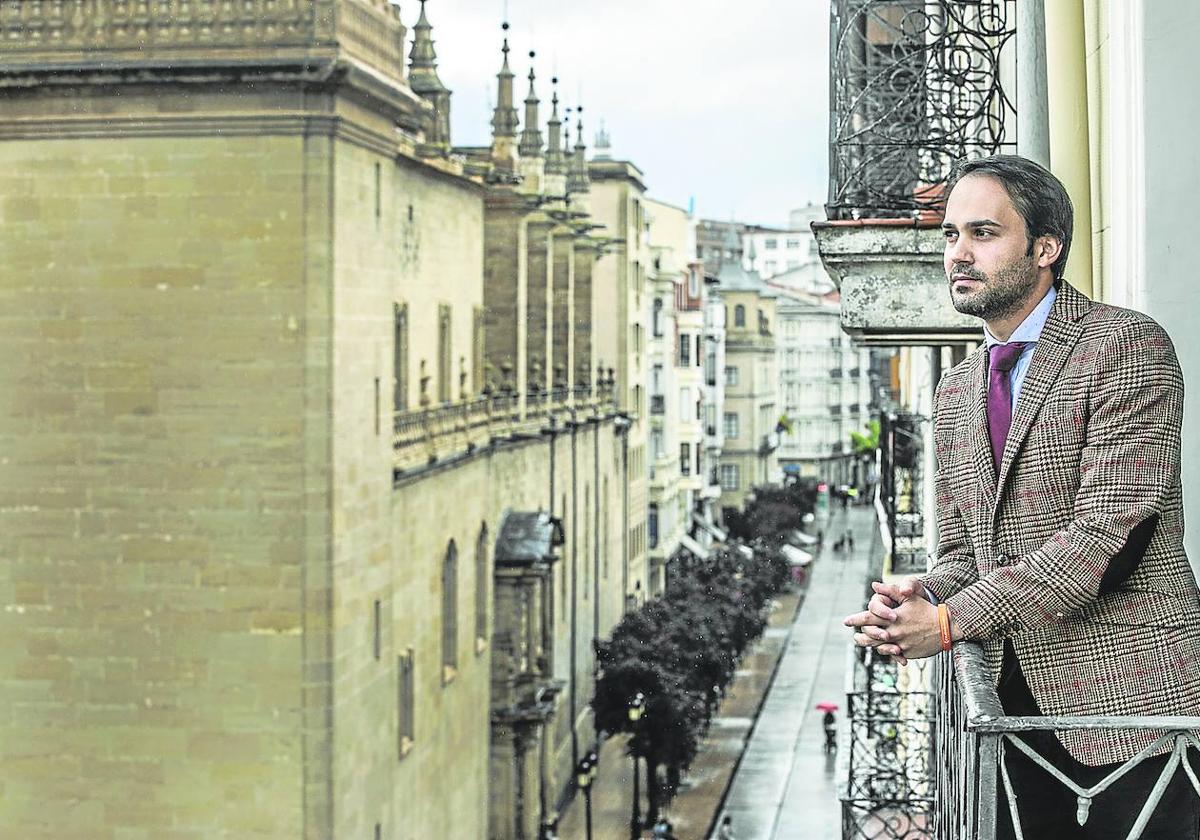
934, 643, 1200, 840
842, 648, 934, 839
827, 0, 1017, 220
880, 411, 926, 575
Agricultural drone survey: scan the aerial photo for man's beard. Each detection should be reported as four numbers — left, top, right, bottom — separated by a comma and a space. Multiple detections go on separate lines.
948, 256, 1040, 321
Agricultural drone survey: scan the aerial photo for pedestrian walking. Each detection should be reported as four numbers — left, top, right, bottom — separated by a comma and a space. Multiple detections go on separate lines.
844, 154, 1200, 839
822, 710, 837, 753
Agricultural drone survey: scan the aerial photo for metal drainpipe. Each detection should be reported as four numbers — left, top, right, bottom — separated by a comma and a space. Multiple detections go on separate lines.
1017, 0, 1051, 167
569, 410, 579, 771
621, 423, 630, 610
541, 415, 557, 835
593, 419, 601, 655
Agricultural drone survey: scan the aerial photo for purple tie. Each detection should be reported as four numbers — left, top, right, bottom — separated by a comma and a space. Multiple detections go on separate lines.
987, 342, 1028, 470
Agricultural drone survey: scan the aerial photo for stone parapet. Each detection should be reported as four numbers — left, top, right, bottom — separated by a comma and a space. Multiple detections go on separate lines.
812, 219, 981, 346
0, 0, 404, 80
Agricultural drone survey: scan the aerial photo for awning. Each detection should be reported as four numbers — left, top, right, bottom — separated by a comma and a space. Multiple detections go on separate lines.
678, 534, 711, 560
691, 513, 727, 543
781, 544, 814, 567
787, 529, 819, 547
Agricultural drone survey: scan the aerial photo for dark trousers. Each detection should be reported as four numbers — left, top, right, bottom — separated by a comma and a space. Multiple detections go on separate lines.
996, 642, 1200, 840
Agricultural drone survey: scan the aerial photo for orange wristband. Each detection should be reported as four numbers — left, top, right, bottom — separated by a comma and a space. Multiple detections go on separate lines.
936, 604, 953, 651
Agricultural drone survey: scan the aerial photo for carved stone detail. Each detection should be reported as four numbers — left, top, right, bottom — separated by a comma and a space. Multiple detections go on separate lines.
0, 0, 406, 82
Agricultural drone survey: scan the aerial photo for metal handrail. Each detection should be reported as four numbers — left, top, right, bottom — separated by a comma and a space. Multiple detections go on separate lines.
935, 641, 1200, 840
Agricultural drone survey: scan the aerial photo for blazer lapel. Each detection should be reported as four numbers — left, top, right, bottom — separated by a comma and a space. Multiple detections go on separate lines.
994, 283, 1091, 500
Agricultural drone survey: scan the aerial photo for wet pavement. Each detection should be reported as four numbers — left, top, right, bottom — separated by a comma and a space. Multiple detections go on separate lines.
556, 506, 874, 840
716, 506, 872, 840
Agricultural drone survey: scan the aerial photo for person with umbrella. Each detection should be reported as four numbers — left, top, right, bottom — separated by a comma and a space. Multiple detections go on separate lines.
816, 702, 838, 752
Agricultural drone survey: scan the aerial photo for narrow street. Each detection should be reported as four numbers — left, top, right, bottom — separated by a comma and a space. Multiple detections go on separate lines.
717, 505, 871, 840
557, 505, 875, 839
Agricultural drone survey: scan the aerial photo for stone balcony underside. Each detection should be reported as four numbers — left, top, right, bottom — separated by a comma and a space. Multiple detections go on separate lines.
812, 220, 982, 347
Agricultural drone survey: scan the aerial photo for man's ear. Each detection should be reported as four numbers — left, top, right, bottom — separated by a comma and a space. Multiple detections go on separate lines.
1036, 235, 1063, 270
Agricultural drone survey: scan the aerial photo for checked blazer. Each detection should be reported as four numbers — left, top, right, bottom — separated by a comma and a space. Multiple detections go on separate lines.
922, 282, 1200, 766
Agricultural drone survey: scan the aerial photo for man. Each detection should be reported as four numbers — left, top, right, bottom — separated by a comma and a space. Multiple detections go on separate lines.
843, 154, 1200, 838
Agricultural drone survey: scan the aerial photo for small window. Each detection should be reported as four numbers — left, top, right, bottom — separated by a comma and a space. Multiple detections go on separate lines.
734, 305, 745, 327
724, 366, 739, 387
720, 464, 740, 490
442, 540, 458, 680
398, 649, 415, 756
680, 443, 692, 475
475, 524, 488, 652
723, 412, 739, 439
653, 298, 664, 337
764, 238, 778, 250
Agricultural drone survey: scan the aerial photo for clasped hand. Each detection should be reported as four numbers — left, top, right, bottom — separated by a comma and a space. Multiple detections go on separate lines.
842, 576, 945, 665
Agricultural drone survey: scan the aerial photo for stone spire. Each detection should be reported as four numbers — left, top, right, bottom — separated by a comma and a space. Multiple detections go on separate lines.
408, 0, 452, 149
518, 51, 544, 158
566, 105, 590, 195
490, 22, 519, 144
544, 77, 567, 176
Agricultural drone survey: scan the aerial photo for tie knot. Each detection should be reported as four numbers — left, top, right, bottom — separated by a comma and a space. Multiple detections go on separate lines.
989, 342, 1028, 373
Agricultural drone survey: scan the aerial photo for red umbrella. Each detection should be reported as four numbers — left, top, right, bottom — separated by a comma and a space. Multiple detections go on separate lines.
815, 701, 839, 712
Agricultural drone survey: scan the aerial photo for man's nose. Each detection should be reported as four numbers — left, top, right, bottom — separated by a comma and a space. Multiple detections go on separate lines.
946, 237, 972, 266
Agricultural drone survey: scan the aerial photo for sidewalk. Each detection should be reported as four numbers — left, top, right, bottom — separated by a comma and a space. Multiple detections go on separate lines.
555, 570, 808, 839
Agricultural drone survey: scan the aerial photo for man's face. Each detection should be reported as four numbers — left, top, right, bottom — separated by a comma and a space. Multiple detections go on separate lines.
941, 174, 1041, 321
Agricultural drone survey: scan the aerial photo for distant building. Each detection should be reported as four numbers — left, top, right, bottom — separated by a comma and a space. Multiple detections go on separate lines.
716, 260, 780, 518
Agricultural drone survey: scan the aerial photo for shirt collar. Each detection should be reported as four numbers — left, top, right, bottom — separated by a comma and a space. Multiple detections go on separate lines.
983, 284, 1057, 348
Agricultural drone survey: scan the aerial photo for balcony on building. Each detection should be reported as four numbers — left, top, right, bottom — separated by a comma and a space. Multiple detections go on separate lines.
811, 0, 1013, 346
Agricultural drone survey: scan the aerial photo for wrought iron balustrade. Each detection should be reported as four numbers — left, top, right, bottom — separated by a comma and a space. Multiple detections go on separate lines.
934, 643, 1200, 840
842, 648, 934, 839
827, 0, 1017, 220
880, 411, 926, 575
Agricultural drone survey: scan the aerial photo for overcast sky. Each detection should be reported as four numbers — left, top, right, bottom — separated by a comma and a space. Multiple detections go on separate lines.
406, 0, 830, 226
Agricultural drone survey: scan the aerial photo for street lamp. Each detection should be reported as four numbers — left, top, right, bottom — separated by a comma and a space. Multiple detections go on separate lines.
628, 692, 645, 839
576, 752, 598, 840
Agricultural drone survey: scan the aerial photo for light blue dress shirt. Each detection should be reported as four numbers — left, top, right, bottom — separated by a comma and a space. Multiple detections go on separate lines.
982, 285, 1058, 411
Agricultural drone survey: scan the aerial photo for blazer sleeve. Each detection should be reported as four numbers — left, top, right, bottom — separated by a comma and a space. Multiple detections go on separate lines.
946, 318, 1184, 638
921, 379, 980, 601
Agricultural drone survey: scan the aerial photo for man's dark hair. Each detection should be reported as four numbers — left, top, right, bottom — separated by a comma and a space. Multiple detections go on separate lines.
947, 154, 1074, 281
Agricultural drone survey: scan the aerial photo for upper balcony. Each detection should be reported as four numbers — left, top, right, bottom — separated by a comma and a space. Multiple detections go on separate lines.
813, 0, 1017, 345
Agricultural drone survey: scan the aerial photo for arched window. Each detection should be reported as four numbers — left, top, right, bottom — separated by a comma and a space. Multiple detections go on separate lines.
442, 540, 458, 677
734, 304, 746, 327
475, 524, 488, 651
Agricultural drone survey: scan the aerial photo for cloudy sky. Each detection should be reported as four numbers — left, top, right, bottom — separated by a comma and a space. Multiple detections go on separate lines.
405, 0, 830, 226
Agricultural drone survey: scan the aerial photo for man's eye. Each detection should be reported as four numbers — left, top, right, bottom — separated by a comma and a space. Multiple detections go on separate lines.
976, 229, 993, 239
943, 231, 957, 241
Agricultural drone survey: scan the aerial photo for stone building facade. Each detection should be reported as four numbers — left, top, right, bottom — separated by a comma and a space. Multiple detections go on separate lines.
0, 3, 638, 839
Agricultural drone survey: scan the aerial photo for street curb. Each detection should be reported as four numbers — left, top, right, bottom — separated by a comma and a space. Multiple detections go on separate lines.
699, 572, 813, 840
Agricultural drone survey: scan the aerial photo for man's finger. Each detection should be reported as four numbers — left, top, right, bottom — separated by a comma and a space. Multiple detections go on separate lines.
871, 580, 905, 602
862, 625, 889, 642
868, 595, 898, 622
897, 576, 925, 599
853, 632, 886, 649
843, 609, 890, 628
